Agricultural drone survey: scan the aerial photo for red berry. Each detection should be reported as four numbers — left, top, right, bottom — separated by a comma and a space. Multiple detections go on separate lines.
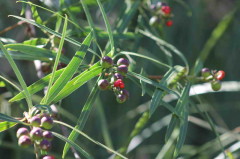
161, 6, 171, 14
165, 20, 173, 27
114, 79, 124, 88
119, 83, 125, 89
216, 70, 225, 80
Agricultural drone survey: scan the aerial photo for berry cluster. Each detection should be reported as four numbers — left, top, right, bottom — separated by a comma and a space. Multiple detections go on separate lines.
16, 113, 55, 159
149, 2, 173, 27
98, 56, 130, 103
201, 68, 226, 91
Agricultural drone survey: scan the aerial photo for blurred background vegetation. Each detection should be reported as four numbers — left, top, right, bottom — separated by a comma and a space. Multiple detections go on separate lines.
0, 0, 240, 159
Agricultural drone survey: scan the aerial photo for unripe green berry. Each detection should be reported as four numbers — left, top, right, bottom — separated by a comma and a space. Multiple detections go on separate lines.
41, 115, 54, 129
16, 127, 29, 138
211, 80, 221, 91
18, 135, 32, 148
30, 116, 41, 127
98, 79, 110, 90
201, 68, 211, 78
30, 127, 43, 141
101, 56, 113, 68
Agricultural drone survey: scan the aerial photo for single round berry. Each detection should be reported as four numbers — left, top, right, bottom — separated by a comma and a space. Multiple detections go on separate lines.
211, 80, 221, 91
114, 73, 123, 80
121, 89, 129, 99
117, 58, 130, 67
41, 115, 54, 130
18, 135, 32, 148
117, 65, 128, 76
161, 6, 171, 14
43, 131, 54, 141
101, 56, 113, 68
40, 139, 52, 151
16, 127, 29, 138
98, 79, 110, 90
165, 20, 173, 27
30, 127, 43, 141
216, 70, 225, 81
114, 79, 124, 88
42, 155, 55, 159
116, 94, 127, 103
30, 116, 41, 127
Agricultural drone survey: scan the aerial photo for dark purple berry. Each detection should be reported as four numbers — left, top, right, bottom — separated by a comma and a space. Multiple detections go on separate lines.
117, 58, 129, 66
40, 139, 52, 151
116, 94, 127, 103
211, 80, 221, 91
42, 155, 55, 159
16, 127, 29, 138
101, 56, 113, 68
121, 89, 129, 99
30, 127, 43, 140
98, 79, 110, 90
18, 135, 32, 148
117, 65, 128, 76
30, 116, 41, 127
114, 73, 123, 80
42, 131, 54, 141
41, 115, 54, 130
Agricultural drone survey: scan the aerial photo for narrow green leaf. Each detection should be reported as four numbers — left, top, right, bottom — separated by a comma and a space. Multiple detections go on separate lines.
42, 32, 93, 105
117, 51, 171, 69
5, 44, 69, 63
165, 83, 191, 142
63, 76, 100, 158
9, 15, 99, 57
23, 38, 49, 46
0, 113, 22, 123
42, 15, 69, 105
52, 132, 94, 159
54, 120, 127, 159
0, 40, 33, 108
0, 75, 21, 91
9, 69, 64, 102
128, 71, 179, 97
0, 121, 17, 132
30, 5, 43, 24
51, 64, 102, 103
96, 0, 115, 55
